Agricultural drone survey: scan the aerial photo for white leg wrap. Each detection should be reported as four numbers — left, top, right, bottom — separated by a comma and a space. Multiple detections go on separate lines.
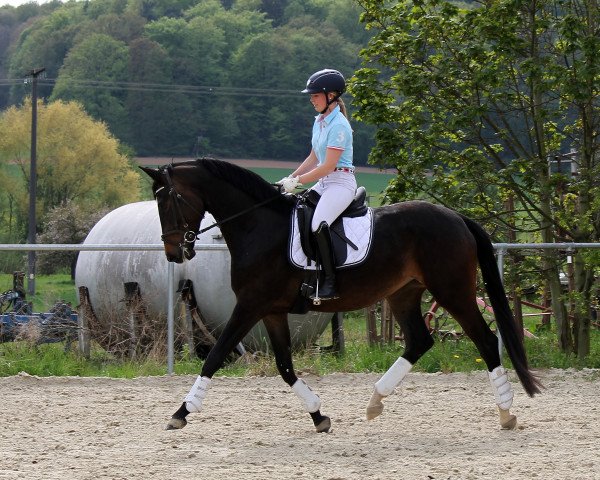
185, 376, 211, 413
375, 357, 413, 396
291, 379, 321, 413
488, 366, 514, 410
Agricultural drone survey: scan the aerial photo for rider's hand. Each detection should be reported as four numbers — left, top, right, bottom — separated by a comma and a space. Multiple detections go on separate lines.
275, 176, 290, 185
282, 176, 302, 193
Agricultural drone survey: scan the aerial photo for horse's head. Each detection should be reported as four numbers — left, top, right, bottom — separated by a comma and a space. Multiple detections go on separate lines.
140, 165, 205, 263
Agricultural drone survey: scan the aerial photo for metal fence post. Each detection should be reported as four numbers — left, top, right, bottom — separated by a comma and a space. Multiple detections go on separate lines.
496, 247, 506, 360
167, 261, 175, 375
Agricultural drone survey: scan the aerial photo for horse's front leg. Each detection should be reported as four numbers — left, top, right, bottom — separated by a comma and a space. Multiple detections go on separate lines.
263, 314, 331, 433
166, 304, 259, 430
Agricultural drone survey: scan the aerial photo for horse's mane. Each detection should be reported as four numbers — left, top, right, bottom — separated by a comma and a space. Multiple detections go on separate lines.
190, 157, 294, 209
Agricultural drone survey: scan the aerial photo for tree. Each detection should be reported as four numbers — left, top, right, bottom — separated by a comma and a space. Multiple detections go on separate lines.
228, 23, 362, 159
283, 0, 372, 45
351, 0, 600, 357
50, 33, 130, 141
125, 0, 197, 21
37, 200, 109, 276
140, 16, 229, 155
0, 98, 141, 240
124, 37, 193, 155
7, 4, 87, 104
85, 12, 147, 43
184, 0, 271, 60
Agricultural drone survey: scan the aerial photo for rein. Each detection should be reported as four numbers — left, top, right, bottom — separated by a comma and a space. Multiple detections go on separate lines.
159, 165, 283, 244
195, 194, 282, 237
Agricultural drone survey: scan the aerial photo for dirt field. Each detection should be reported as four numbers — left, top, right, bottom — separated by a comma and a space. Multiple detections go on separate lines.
1, 369, 598, 480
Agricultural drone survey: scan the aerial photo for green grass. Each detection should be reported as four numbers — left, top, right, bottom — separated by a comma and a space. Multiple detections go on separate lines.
2, 305, 599, 378
0, 272, 78, 312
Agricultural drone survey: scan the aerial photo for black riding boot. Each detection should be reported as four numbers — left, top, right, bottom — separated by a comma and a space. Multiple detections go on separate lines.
310, 222, 338, 300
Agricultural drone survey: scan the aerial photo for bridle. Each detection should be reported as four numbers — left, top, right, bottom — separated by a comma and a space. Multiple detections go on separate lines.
156, 166, 204, 249
156, 165, 283, 251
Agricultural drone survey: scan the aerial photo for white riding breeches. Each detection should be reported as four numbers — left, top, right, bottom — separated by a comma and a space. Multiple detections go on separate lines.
310, 171, 357, 232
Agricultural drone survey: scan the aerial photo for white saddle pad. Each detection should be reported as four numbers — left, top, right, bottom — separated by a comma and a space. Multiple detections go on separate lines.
289, 208, 374, 270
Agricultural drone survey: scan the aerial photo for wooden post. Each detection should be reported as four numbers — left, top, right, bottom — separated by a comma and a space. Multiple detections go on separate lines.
179, 279, 219, 354
541, 285, 551, 326
123, 282, 143, 359
512, 294, 523, 340
178, 280, 197, 359
366, 303, 379, 345
331, 312, 345, 355
77, 286, 92, 358
381, 300, 394, 343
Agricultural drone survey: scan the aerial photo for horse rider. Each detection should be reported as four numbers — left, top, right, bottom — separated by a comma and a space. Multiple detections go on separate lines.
277, 68, 356, 300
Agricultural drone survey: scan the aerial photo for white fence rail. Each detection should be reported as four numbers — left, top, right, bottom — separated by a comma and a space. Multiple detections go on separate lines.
0, 243, 227, 374
2, 242, 600, 372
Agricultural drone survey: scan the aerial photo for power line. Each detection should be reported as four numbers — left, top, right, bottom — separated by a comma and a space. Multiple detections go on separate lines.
0, 77, 304, 98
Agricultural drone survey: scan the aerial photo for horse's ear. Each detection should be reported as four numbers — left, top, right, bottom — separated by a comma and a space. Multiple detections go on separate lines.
139, 166, 160, 181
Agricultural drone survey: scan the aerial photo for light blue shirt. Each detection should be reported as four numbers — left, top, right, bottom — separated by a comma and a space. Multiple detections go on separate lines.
311, 105, 353, 168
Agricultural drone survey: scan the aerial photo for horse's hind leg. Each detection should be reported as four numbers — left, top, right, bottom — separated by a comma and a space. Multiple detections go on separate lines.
367, 283, 433, 420
434, 293, 517, 429
263, 314, 330, 433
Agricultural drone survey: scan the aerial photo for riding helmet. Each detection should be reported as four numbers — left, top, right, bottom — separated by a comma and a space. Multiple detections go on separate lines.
301, 69, 346, 95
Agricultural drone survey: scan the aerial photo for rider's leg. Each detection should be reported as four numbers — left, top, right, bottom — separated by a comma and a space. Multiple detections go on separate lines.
310, 173, 356, 232
310, 173, 356, 300
311, 222, 338, 299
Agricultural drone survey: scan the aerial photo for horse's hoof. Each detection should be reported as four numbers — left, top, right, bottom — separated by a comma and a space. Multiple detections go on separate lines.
166, 417, 187, 430
500, 415, 517, 430
366, 404, 384, 420
499, 408, 517, 430
366, 390, 385, 420
315, 416, 331, 433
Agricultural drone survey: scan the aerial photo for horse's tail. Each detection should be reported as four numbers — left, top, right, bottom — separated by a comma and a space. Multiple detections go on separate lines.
461, 215, 542, 397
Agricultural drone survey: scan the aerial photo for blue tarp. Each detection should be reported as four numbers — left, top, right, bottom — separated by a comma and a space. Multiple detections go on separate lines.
0, 312, 78, 343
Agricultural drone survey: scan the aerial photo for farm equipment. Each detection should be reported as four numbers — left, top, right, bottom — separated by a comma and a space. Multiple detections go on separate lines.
0, 272, 78, 346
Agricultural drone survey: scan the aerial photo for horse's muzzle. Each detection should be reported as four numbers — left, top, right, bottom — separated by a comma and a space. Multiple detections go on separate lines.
164, 245, 184, 263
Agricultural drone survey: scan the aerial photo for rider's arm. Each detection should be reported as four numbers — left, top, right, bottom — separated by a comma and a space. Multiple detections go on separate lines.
297, 147, 343, 185
292, 150, 318, 177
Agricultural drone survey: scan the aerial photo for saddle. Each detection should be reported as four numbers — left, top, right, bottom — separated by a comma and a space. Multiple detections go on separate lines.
295, 186, 369, 266
288, 187, 372, 313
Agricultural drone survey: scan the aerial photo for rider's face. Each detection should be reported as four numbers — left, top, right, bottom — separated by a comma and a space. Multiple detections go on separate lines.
310, 93, 328, 112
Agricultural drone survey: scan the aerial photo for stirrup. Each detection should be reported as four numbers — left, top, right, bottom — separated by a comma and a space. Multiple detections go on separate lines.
311, 292, 339, 305
310, 276, 338, 304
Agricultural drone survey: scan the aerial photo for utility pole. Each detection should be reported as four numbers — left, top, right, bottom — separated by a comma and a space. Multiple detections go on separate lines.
25, 67, 45, 296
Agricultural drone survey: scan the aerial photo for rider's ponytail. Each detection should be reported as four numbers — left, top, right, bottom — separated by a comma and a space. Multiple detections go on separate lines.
337, 97, 348, 119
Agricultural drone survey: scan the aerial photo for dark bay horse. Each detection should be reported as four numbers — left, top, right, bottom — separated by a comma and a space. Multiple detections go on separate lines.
141, 158, 541, 432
